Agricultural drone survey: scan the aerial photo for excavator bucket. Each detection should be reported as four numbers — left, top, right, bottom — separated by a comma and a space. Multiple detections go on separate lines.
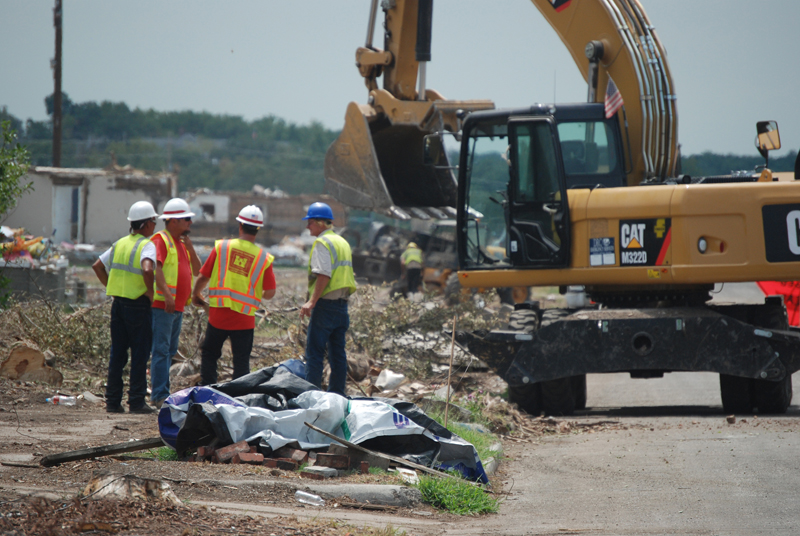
324, 96, 494, 220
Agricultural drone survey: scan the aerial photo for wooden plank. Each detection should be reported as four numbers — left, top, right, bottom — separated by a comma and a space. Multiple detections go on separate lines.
40, 437, 165, 467
303, 421, 469, 483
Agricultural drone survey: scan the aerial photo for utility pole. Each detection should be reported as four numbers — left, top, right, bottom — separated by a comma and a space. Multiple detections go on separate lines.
52, 0, 63, 167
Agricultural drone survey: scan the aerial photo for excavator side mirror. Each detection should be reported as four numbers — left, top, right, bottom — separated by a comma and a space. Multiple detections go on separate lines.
755, 121, 781, 162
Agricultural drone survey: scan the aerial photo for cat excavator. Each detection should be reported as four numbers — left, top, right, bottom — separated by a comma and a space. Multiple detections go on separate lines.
324, 0, 800, 415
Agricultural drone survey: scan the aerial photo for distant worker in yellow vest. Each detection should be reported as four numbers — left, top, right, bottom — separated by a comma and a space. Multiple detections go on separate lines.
92, 201, 158, 414
299, 202, 356, 395
401, 241, 423, 294
150, 198, 201, 408
193, 205, 277, 385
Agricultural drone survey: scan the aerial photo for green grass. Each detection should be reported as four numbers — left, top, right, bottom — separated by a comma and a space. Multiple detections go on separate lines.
415, 473, 498, 515
133, 447, 178, 461
425, 403, 500, 462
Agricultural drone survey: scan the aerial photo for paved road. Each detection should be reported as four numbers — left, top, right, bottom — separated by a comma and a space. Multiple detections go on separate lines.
441, 370, 800, 535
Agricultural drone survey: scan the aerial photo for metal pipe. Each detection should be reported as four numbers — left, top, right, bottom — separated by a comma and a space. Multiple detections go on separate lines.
366, 0, 379, 48
602, 0, 654, 178
416, 0, 433, 101
418, 61, 427, 101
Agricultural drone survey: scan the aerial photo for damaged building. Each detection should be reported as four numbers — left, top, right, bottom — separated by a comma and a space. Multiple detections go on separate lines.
186, 189, 346, 245
1, 165, 177, 244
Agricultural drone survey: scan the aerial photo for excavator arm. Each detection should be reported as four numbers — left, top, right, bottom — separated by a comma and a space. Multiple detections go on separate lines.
529, 0, 679, 184
324, 0, 680, 219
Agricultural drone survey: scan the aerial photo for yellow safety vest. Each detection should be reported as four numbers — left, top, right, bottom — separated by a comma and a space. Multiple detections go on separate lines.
208, 239, 273, 316
308, 230, 357, 298
106, 234, 151, 299
401, 247, 423, 265
152, 230, 193, 305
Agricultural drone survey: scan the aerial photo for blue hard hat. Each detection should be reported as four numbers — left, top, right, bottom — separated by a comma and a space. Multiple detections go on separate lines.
303, 202, 334, 221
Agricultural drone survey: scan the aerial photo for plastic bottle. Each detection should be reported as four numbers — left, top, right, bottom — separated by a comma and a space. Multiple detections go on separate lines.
46, 395, 76, 406
294, 490, 325, 506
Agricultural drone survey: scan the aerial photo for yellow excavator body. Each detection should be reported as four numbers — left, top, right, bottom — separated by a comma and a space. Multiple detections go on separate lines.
458, 180, 800, 289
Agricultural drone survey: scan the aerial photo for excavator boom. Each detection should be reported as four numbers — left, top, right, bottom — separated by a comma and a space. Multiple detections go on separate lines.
529, 0, 679, 183
324, 0, 680, 220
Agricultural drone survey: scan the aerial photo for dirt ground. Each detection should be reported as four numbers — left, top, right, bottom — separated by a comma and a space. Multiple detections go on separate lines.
0, 267, 579, 535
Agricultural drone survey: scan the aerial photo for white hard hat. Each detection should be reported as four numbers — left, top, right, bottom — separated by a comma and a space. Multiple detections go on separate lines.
127, 201, 158, 221
236, 205, 264, 227
159, 198, 195, 220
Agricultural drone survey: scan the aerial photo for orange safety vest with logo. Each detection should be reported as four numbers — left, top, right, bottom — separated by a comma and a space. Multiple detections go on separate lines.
152, 230, 193, 306
208, 238, 273, 316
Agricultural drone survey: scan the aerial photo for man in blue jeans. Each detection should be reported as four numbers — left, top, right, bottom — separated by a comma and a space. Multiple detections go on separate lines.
92, 201, 158, 413
299, 202, 357, 395
150, 198, 201, 407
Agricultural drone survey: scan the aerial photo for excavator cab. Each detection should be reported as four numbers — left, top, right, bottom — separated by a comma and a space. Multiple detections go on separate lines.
457, 104, 626, 271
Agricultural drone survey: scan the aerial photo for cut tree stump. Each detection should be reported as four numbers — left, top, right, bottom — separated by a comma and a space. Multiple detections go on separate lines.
0, 345, 63, 387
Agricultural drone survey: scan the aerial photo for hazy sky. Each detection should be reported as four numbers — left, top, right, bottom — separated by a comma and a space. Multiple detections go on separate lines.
2, 0, 798, 157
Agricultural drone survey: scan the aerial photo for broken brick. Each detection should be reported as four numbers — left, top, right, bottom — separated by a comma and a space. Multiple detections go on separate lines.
213, 440, 250, 463
264, 459, 278, 468
315, 453, 349, 469
360, 461, 370, 474
197, 446, 216, 460
232, 452, 264, 465
275, 458, 299, 471
300, 471, 325, 480
274, 447, 309, 464
302, 466, 337, 479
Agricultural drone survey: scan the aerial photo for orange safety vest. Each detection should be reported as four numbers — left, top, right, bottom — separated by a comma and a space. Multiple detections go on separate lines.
208, 238, 273, 316
152, 230, 193, 306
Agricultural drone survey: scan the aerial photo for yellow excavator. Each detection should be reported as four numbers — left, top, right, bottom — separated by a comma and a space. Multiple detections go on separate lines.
324, 0, 800, 415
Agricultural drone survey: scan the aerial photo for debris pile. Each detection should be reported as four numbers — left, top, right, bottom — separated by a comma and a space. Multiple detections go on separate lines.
0, 226, 64, 269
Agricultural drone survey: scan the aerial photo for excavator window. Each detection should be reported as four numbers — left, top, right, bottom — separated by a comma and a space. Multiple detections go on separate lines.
505, 118, 569, 268
556, 121, 624, 189
461, 123, 512, 268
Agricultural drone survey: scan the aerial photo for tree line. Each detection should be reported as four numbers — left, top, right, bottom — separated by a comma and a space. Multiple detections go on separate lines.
1, 94, 796, 197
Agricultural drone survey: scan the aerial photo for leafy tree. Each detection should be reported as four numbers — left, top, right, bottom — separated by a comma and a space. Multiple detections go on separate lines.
0, 121, 33, 307
0, 121, 32, 221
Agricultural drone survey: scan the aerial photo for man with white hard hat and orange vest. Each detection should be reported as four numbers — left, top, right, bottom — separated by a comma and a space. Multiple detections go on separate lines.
299, 202, 356, 395
92, 201, 158, 413
192, 205, 276, 384
150, 197, 201, 407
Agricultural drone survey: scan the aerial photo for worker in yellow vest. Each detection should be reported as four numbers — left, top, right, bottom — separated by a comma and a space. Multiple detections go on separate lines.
299, 202, 356, 395
401, 241, 424, 294
192, 205, 276, 384
150, 198, 201, 407
92, 201, 158, 414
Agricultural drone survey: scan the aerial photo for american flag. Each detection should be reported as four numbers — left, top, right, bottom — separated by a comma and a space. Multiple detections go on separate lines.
604, 76, 623, 119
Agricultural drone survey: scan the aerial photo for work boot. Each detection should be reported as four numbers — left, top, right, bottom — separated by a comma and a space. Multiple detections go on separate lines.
106, 404, 125, 414
129, 404, 156, 414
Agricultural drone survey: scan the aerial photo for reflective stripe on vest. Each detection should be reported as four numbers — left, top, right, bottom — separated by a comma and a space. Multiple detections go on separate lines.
401, 247, 423, 265
153, 230, 192, 305
308, 230, 357, 298
207, 239, 273, 316
106, 234, 150, 299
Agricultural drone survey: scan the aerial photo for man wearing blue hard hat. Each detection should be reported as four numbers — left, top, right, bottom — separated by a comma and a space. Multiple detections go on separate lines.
299, 201, 357, 395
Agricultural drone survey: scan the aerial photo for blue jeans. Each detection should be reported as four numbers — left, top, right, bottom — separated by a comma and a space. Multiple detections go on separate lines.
150, 307, 183, 403
305, 299, 349, 396
106, 296, 152, 409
